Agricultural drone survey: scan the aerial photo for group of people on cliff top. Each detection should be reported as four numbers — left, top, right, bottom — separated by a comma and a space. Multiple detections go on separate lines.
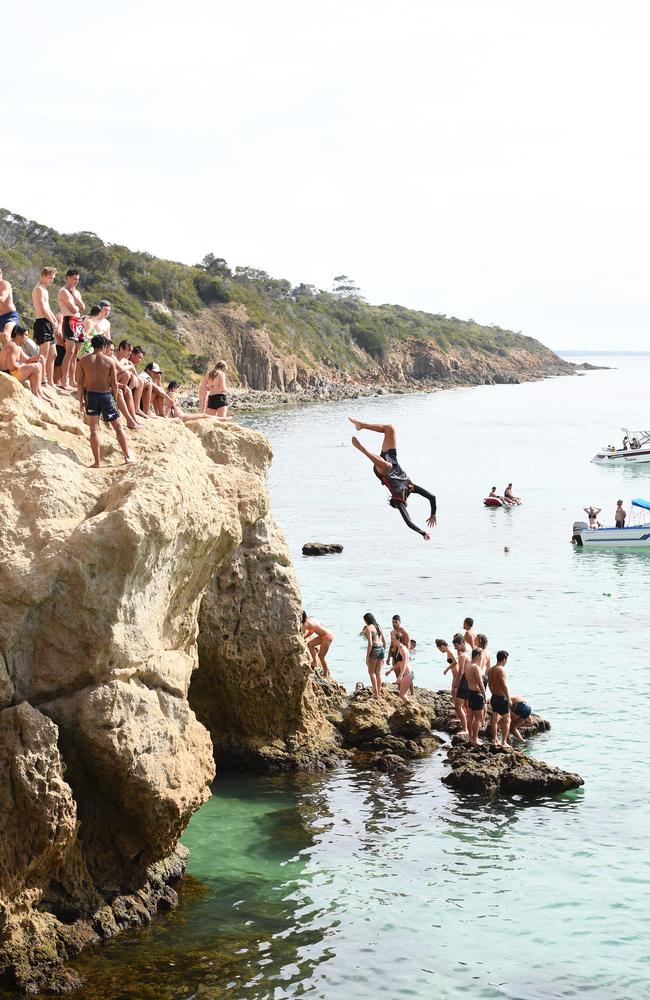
302, 610, 533, 748
0, 265, 233, 467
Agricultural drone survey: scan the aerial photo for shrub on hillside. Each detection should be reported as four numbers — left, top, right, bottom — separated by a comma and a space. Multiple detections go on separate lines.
194, 274, 231, 305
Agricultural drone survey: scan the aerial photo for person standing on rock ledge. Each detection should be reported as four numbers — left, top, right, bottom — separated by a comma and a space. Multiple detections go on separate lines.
487, 650, 511, 746
348, 419, 437, 539
77, 335, 133, 467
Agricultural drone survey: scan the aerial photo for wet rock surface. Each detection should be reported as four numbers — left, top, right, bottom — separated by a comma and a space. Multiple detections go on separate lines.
301, 542, 344, 556
337, 688, 444, 770
442, 740, 584, 797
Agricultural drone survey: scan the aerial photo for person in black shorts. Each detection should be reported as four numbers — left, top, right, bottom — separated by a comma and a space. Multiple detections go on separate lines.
348, 418, 437, 539
77, 335, 133, 467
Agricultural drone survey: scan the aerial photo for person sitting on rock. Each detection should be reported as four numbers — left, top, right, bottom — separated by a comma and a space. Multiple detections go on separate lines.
348, 419, 437, 539
509, 695, 533, 742
0, 326, 51, 401
487, 650, 511, 746
465, 648, 487, 746
301, 611, 334, 679
386, 636, 413, 701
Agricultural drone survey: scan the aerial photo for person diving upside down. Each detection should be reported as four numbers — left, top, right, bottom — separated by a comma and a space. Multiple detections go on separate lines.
349, 418, 437, 539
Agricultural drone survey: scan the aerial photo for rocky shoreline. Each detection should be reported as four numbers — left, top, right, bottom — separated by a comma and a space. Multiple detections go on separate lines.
178, 356, 575, 414
0, 376, 582, 994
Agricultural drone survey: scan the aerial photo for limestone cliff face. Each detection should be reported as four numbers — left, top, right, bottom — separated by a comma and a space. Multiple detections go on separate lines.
0, 375, 332, 991
191, 515, 339, 770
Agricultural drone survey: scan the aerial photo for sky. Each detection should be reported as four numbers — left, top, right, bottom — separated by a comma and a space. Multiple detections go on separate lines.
4, 0, 649, 350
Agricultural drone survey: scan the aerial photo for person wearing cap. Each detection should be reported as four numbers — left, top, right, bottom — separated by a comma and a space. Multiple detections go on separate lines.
96, 300, 112, 341
144, 362, 174, 416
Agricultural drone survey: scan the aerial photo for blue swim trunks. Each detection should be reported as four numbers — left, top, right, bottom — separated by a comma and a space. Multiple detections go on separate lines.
0, 311, 20, 332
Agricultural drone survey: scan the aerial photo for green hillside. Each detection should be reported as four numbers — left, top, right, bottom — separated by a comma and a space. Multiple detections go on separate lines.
0, 208, 554, 383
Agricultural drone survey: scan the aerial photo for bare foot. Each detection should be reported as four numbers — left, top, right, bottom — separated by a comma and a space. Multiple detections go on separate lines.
90, 462, 101, 469
124, 455, 135, 465
351, 435, 365, 452
348, 417, 363, 430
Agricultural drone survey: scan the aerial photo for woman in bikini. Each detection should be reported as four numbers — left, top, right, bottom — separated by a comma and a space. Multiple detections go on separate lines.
302, 612, 334, 678
386, 637, 414, 701
363, 612, 386, 699
476, 634, 491, 727
200, 360, 230, 418
436, 638, 467, 734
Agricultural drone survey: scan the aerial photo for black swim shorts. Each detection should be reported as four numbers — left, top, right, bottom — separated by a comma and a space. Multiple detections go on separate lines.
207, 392, 227, 409
85, 390, 120, 422
467, 690, 485, 711
54, 344, 66, 368
33, 318, 55, 345
490, 693, 510, 716
457, 676, 468, 700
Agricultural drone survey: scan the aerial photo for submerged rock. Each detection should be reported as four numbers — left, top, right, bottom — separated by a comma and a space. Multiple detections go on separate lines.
301, 542, 344, 556
442, 742, 584, 797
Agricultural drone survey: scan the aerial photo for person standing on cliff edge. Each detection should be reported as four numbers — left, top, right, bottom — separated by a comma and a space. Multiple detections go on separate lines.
348, 418, 437, 539
77, 335, 133, 467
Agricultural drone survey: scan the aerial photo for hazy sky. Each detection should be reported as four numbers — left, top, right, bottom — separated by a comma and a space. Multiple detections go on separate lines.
5, 1, 649, 349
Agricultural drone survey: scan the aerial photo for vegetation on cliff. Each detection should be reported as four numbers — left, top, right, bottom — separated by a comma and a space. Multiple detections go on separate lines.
0, 208, 561, 384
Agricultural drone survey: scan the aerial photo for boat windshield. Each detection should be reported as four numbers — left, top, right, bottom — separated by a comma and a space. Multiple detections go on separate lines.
621, 429, 650, 449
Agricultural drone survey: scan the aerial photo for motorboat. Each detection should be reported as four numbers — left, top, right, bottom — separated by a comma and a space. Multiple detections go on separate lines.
572, 498, 650, 547
592, 429, 650, 465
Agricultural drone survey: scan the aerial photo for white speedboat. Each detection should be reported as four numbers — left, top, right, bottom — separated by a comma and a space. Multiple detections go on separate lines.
572, 498, 650, 548
592, 429, 650, 464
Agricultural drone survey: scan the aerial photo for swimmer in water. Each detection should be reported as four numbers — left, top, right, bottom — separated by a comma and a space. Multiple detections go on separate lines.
348, 419, 437, 539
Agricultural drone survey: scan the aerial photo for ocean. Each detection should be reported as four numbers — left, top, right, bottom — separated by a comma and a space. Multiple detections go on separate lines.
53, 356, 650, 1000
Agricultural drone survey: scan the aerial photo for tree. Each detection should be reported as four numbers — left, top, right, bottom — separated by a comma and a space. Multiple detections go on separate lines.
199, 253, 231, 278
332, 274, 362, 298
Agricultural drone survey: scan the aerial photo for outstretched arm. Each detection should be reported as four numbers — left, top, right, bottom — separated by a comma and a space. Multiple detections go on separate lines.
395, 502, 429, 538
410, 483, 437, 527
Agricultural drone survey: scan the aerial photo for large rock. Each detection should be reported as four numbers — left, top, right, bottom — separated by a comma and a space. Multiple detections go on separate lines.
0, 377, 334, 989
442, 743, 584, 797
301, 542, 343, 556
191, 514, 338, 771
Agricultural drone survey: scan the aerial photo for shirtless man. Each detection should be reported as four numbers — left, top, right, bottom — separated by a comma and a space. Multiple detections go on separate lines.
465, 648, 487, 746
463, 616, 477, 650
386, 636, 413, 701
348, 419, 437, 539
615, 500, 626, 529
504, 483, 522, 504
129, 346, 151, 417
77, 335, 133, 467
96, 300, 112, 341
301, 612, 334, 678
0, 267, 20, 345
438, 638, 467, 733
451, 634, 470, 717
57, 269, 86, 390
387, 614, 411, 669
0, 326, 50, 400
32, 266, 60, 387
509, 695, 533, 742
487, 650, 511, 746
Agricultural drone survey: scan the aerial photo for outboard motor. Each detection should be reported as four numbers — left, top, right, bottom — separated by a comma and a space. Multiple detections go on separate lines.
572, 520, 588, 546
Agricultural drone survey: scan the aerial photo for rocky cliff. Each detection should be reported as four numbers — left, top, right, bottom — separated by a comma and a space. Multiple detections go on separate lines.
0, 376, 334, 992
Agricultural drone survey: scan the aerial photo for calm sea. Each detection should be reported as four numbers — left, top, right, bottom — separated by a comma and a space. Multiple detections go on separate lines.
47, 356, 650, 1000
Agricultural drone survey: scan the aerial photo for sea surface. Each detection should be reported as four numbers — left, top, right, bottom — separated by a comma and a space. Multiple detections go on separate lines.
36, 357, 650, 999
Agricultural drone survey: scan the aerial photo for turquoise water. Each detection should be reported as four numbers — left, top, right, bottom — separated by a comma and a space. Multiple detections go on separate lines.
36, 358, 650, 998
